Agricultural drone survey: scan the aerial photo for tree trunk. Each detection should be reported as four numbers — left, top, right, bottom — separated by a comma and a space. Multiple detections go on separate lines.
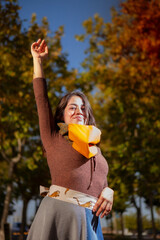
1, 138, 23, 240
120, 212, 124, 236
131, 195, 143, 240
19, 198, 29, 240
0, 230, 5, 240
137, 206, 143, 240
112, 211, 118, 234
110, 213, 113, 234
150, 195, 156, 240
0, 161, 14, 240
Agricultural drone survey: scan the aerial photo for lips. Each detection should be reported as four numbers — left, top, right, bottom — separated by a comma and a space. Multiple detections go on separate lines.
74, 116, 84, 121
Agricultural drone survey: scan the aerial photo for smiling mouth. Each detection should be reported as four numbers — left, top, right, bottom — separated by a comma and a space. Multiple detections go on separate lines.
74, 116, 84, 121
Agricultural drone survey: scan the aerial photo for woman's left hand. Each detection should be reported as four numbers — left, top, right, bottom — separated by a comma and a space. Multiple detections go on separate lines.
92, 187, 114, 218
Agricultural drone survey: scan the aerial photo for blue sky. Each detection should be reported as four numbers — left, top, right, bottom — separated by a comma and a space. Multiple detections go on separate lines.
18, 0, 120, 70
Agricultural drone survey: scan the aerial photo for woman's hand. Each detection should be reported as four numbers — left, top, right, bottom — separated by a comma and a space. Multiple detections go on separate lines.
31, 39, 48, 78
93, 187, 114, 218
31, 39, 48, 60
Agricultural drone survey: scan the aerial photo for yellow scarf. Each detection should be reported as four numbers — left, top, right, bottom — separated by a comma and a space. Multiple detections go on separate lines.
68, 124, 101, 159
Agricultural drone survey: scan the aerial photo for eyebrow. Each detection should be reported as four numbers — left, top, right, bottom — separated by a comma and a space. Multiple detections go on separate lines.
68, 103, 85, 106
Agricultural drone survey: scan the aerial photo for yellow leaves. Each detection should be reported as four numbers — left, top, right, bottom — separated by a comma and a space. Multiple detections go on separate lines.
50, 48, 62, 58
26, 158, 38, 170
83, 18, 93, 34
42, 16, 49, 28
95, 64, 106, 72
75, 34, 85, 42
8, 71, 16, 77
30, 13, 37, 24
0, 161, 8, 180
94, 14, 104, 34
129, 66, 137, 77
140, 96, 153, 105
25, 94, 31, 102
21, 71, 33, 81
150, 164, 159, 175
18, 91, 23, 97
58, 25, 64, 34
155, 120, 160, 129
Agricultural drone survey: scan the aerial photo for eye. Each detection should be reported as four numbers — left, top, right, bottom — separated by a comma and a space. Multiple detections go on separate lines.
81, 106, 85, 111
69, 106, 76, 110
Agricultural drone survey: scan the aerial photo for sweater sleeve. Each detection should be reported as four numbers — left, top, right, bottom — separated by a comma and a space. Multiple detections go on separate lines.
33, 78, 55, 149
103, 162, 109, 188
103, 178, 108, 188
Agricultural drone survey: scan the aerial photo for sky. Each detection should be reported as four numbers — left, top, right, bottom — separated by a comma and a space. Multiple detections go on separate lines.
18, 0, 120, 71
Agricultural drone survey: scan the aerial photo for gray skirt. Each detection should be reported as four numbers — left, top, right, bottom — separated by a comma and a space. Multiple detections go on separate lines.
27, 196, 104, 240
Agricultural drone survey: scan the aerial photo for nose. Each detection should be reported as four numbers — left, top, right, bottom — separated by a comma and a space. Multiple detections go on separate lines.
75, 107, 83, 115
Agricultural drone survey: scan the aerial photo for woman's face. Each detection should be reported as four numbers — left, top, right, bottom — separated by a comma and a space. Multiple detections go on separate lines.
64, 96, 86, 125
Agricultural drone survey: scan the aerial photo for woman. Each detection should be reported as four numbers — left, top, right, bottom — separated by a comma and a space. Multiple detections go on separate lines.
27, 39, 114, 240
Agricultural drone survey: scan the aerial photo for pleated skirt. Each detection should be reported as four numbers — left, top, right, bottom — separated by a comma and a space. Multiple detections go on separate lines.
27, 196, 104, 240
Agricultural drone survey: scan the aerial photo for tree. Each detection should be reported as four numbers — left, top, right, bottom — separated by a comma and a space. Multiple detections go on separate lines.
76, 0, 160, 239
0, 1, 76, 239
13, 155, 51, 240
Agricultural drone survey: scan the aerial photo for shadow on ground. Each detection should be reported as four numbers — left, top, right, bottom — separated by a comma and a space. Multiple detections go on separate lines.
103, 234, 156, 240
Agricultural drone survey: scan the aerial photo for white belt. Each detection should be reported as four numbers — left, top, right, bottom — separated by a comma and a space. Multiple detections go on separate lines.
40, 185, 98, 210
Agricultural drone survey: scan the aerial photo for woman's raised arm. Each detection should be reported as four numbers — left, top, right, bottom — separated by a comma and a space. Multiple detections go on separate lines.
31, 39, 55, 149
31, 39, 48, 78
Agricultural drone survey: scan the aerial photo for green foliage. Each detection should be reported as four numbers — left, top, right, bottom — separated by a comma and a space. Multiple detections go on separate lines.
1, 0, 160, 234
123, 213, 137, 231
76, 0, 160, 218
0, 0, 76, 223
123, 213, 160, 231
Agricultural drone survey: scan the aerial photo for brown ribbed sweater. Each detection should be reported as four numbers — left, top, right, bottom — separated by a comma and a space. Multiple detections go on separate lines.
33, 78, 108, 198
